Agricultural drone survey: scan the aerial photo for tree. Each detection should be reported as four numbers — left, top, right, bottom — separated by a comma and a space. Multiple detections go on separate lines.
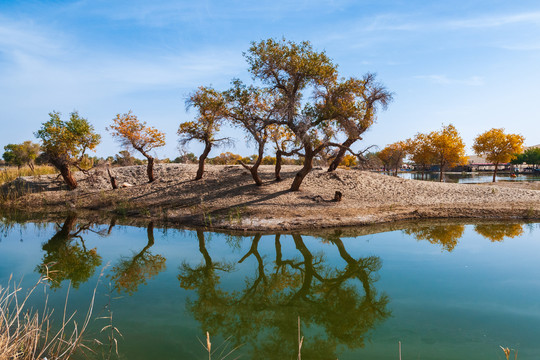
245, 38, 390, 191
35, 111, 101, 189
406, 133, 434, 179
179, 86, 230, 180
511, 147, 540, 168
473, 128, 525, 182
268, 124, 299, 181
108, 111, 166, 183
327, 73, 393, 172
2, 141, 41, 172
428, 124, 467, 182
224, 79, 277, 185
377, 141, 407, 176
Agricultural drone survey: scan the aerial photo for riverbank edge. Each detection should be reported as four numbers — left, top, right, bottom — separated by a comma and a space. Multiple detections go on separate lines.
2, 203, 539, 235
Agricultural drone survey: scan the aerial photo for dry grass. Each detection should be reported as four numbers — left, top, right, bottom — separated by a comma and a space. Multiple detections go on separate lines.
0, 166, 57, 186
0, 266, 104, 360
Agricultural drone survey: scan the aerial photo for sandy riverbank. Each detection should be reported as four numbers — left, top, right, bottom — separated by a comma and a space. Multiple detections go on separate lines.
2, 164, 540, 231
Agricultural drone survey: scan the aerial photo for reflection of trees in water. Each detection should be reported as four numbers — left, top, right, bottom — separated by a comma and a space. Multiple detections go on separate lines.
403, 225, 465, 251
474, 223, 524, 242
110, 222, 167, 295
404, 223, 527, 250
37, 214, 102, 289
178, 231, 389, 359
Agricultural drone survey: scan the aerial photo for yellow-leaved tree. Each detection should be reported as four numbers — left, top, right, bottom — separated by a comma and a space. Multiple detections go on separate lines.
35, 111, 101, 189
428, 124, 467, 182
472, 128, 524, 182
178, 86, 229, 180
108, 111, 166, 183
406, 133, 434, 180
377, 141, 407, 176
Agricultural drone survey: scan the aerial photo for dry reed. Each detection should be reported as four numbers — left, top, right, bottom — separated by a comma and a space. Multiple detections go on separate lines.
0, 166, 57, 185
0, 266, 104, 360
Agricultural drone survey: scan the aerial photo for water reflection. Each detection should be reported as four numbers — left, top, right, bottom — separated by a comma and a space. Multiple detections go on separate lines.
178, 231, 390, 359
403, 223, 525, 250
110, 221, 167, 295
473, 223, 524, 242
37, 214, 102, 289
403, 225, 465, 252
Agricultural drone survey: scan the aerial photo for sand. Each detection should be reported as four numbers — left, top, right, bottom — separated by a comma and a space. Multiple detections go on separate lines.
3, 164, 540, 231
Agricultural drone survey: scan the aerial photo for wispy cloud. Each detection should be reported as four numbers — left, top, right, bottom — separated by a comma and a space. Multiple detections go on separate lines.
415, 75, 484, 86
0, 18, 244, 107
446, 12, 540, 29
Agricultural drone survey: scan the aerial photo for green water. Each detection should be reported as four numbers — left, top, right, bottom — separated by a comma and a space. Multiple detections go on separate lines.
1, 217, 539, 359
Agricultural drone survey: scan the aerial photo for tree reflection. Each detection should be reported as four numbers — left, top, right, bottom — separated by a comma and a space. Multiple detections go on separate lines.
110, 221, 167, 295
474, 223, 524, 242
403, 224, 465, 251
178, 231, 389, 359
37, 214, 102, 289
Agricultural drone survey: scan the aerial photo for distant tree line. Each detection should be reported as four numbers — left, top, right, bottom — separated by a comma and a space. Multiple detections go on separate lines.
375, 125, 527, 182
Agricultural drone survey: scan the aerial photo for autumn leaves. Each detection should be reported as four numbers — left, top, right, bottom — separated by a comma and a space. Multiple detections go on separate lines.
379, 125, 525, 182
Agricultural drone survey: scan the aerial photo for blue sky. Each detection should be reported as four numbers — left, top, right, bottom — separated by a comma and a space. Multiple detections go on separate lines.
1, 0, 539, 159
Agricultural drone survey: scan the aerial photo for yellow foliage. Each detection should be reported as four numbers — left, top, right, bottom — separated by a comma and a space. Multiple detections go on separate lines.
428, 124, 467, 169
108, 111, 166, 157
406, 133, 434, 169
339, 154, 357, 167
473, 128, 525, 165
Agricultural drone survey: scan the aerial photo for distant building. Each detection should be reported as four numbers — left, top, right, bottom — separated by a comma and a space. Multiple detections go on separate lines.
465, 155, 511, 171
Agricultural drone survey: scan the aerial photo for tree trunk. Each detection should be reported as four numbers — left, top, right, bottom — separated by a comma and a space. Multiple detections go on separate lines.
107, 167, 118, 189
239, 142, 265, 186
290, 146, 314, 191
59, 163, 77, 190
493, 163, 498, 182
275, 150, 283, 181
250, 143, 265, 186
146, 156, 155, 183
196, 142, 212, 180
327, 138, 355, 172
439, 164, 444, 182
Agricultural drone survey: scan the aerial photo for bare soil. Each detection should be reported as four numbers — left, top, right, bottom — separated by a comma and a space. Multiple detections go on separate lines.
4, 164, 540, 231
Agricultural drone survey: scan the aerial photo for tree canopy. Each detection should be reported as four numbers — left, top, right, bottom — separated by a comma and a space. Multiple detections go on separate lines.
179, 86, 230, 180
473, 128, 524, 181
108, 111, 166, 182
2, 141, 40, 171
428, 124, 467, 181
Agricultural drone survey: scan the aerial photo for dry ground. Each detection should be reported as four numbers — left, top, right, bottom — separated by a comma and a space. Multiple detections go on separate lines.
3, 164, 540, 231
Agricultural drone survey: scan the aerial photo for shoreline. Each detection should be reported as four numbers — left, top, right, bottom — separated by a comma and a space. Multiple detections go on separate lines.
2, 164, 539, 231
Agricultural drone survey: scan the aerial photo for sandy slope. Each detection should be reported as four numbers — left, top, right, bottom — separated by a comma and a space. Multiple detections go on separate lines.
5, 164, 540, 230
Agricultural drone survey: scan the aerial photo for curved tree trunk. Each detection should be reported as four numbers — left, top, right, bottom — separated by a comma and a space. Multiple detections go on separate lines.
493, 163, 499, 182
58, 162, 77, 190
146, 156, 155, 183
290, 146, 314, 191
327, 138, 356, 172
275, 150, 283, 181
196, 142, 212, 180
240, 142, 265, 186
